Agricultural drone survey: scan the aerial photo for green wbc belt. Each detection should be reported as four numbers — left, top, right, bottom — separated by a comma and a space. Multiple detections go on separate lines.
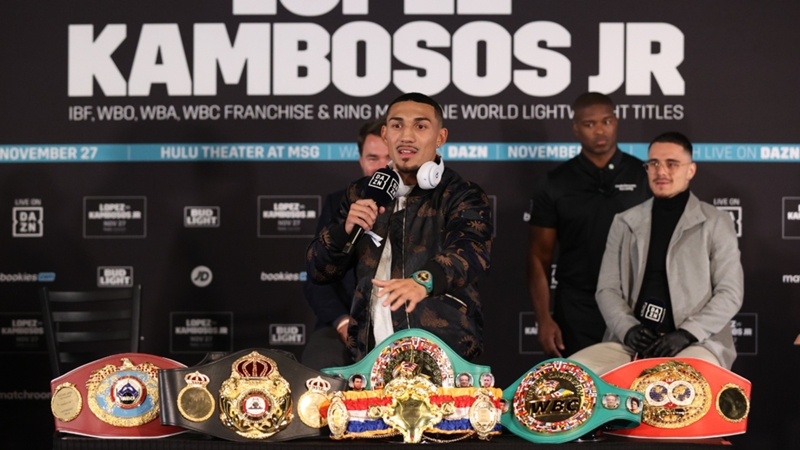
321, 328, 494, 390
501, 359, 644, 443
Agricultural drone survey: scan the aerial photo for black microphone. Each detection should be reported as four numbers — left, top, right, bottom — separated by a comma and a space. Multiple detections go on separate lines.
342, 168, 399, 255
634, 297, 666, 360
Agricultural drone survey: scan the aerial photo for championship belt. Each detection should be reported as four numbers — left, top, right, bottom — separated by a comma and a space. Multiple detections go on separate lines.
49, 353, 186, 438
501, 359, 644, 444
320, 361, 503, 443
601, 357, 751, 439
158, 348, 346, 442
321, 329, 495, 390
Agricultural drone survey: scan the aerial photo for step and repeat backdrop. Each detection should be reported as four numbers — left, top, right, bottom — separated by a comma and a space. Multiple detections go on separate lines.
1, 1, 799, 447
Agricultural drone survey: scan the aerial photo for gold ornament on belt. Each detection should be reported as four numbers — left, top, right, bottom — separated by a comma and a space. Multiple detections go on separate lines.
51, 382, 82, 422
297, 377, 331, 428
218, 351, 293, 439
375, 362, 448, 443
85, 358, 162, 427
177, 371, 215, 422
469, 388, 501, 440
631, 360, 711, 428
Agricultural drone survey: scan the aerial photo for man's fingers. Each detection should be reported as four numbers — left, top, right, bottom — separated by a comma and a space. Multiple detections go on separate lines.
554, 329, 565, 351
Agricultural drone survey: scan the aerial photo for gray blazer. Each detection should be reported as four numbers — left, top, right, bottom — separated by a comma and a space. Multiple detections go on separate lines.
596, 192, 744, 369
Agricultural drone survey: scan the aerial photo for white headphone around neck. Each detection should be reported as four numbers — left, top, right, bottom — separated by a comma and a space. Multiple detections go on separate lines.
389, 153, 445, 190
416, 153, 445, 190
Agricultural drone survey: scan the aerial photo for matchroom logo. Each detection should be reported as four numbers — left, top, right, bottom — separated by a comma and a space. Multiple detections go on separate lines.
783, 197, 800, 239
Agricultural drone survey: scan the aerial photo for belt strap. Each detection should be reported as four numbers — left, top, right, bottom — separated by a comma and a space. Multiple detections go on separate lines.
501, 358, 643, 444
159, 348, 346, 442
322, 329, 493, 390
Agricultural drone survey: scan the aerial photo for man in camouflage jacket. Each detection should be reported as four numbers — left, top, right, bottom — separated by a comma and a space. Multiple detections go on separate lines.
306, 93, 493, 362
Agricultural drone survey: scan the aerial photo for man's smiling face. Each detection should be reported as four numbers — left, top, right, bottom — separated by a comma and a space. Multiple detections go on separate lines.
382, 100, 447, 185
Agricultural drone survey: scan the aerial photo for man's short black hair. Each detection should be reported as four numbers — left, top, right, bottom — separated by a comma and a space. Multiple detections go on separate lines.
387, 92, 444, 126
357, 118, 384, 155
572, 92, 614, 119
650, 131, 693, 158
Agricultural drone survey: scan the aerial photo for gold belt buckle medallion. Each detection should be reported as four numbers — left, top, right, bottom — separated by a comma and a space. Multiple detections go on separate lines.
512, 360, 597, 434
85, 358, 162, 427
370, 336, 454, 389
631, 360, 712, 428
469, 388, 500, 439
51, 382, 82, 422
379, 362, 445, 443
177, 371, 215, 422
218, 351, 293, 439
297, 377, 331, 428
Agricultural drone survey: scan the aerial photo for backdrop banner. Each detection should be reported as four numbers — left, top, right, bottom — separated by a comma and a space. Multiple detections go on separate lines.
1, 1, 798, 448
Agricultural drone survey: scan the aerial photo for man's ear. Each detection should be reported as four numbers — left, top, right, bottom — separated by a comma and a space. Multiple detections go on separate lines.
687, 162, 697, 181
436, 127, 448, 148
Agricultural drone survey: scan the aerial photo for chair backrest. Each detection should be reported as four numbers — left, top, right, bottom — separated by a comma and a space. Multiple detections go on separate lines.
39, 285, 142, 378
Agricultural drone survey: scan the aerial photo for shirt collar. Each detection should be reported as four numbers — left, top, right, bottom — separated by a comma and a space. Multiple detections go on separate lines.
577, 147, 623, 173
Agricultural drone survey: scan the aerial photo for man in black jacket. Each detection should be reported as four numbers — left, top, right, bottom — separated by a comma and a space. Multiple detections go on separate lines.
301, 119, 390, 370
306, 93, 493, 362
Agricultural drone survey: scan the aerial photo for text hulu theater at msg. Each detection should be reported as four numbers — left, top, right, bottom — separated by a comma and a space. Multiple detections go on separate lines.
1, 1, 798, 449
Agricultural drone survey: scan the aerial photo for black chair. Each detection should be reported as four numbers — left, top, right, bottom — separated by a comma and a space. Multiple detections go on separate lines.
39, 285, 142, 378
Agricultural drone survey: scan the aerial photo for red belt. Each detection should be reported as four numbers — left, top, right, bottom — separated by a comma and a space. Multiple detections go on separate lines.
50, 353, 186, 438
601, 357, 751, 439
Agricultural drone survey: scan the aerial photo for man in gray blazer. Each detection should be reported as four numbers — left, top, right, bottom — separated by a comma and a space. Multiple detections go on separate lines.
570, 132, 743, 375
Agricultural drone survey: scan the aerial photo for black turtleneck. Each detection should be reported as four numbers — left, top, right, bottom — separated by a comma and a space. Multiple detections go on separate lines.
634, 188, 691, 333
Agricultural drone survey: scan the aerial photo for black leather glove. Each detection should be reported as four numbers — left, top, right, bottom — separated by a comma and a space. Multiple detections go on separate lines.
623, 325, 659, 353
644, 329, 698, 358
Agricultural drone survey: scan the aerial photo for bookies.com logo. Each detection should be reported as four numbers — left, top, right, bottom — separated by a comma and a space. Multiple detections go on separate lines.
260, 271, 306, 282
97, 266, 133, 288
714, 198, 742, 237
0, 272, 56, 283
184, 206, 220, 228
783, 197, 800, 239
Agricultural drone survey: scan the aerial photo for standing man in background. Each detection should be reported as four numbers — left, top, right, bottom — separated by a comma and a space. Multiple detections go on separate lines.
570, 132, 743, 374
302, 119, 390, 370
527, 93, 651, 358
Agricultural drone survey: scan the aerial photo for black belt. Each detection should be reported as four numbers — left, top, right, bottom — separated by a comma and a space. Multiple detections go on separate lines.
159, 348, 346, 442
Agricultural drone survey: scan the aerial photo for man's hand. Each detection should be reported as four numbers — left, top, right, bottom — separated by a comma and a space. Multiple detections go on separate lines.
372, 278, 428, 313
644, 329, 697, 358
624, 325, 659, 353
537, 317, 565, 358
335, 316, 351, 343
345, 199, 385, 234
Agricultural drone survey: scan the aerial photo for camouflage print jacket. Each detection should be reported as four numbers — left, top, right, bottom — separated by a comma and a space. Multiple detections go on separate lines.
305, 168, 493, 362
